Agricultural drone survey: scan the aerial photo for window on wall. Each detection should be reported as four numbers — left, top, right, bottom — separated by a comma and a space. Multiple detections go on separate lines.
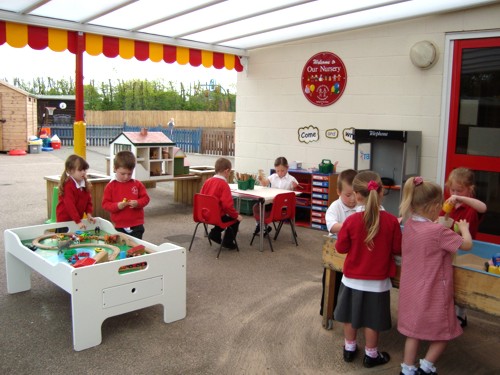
447, 37, 500, 243
456, 47, 500, 156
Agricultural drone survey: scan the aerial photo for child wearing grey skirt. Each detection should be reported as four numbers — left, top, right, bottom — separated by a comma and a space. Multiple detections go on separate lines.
334, 171, 402, 369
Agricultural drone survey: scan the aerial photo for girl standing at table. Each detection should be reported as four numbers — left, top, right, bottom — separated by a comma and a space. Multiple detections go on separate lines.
253, 156, 298, 234
56, 154, 95, 230
334, 171, 401, 368
398, 176, 472, 375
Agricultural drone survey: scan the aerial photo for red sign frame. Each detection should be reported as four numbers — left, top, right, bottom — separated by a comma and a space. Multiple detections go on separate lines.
301, 51, 347, 107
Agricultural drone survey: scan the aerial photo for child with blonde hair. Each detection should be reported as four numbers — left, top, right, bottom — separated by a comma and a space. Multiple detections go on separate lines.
334, 171, 402, 368
442, 167, 486, 238
442, 167, 486, 326
398, 176, 472, 375
56, 154, 95, 229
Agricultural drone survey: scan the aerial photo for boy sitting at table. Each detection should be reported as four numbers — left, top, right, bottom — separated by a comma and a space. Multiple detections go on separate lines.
200, 157, 243, 249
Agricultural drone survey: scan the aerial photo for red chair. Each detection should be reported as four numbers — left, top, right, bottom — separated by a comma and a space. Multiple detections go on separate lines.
188, 193, 239, 259
250, 192, 298, 251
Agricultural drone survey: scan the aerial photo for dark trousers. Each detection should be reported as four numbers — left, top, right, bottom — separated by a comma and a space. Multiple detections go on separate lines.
116, 224, 145, 240
211, 215, 239, 244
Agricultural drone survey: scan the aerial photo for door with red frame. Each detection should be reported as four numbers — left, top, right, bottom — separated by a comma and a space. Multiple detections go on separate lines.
447, 37, 500, 244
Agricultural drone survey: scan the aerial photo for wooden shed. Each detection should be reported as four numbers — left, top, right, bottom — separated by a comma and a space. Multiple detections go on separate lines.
0, 80, 37, 152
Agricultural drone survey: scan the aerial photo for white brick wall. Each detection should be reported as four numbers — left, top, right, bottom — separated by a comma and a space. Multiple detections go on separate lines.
234, 3, 500, 181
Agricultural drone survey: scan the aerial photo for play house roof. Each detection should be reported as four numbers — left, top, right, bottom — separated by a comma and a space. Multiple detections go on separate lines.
112, 131, 175, 146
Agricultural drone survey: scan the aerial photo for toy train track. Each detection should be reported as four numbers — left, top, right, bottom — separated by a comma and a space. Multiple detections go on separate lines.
32, 233, 121, 261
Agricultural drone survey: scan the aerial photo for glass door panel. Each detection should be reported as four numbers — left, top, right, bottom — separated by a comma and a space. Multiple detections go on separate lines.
447, 38, 500, 243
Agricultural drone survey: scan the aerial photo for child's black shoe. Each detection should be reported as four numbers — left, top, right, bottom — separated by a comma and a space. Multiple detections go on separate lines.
343, 347, 357, 362
222, 241, 237, 250
363, 351, 390, 368
416, 368, 438, 375
457, 315, 467, 327
208, 231, 221, 244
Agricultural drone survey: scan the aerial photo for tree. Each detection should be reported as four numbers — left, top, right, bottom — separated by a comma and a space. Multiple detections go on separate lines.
9, 77, 236, 112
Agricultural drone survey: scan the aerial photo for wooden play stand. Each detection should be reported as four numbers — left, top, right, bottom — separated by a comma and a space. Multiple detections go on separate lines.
321, 236, 500, 330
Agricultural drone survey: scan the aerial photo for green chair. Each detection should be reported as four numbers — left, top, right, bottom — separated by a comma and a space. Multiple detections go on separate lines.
45, 186, 59, 224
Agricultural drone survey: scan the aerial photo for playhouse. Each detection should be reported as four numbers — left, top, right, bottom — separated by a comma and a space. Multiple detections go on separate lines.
0, 80, 37, 152
109, 129, 176, 181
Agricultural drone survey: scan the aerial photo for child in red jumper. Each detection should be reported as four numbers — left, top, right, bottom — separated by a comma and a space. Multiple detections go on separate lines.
334, 171, 402, 368
441, 167, 486, 327
56, 154, 95, 229
102, 151, 150, 239
200, 157, 242, 249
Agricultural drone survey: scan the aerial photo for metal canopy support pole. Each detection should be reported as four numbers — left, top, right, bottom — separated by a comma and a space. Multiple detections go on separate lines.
74, 31, 86, 159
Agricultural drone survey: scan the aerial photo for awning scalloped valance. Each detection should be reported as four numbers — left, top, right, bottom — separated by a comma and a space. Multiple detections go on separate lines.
0, 21, 243, 72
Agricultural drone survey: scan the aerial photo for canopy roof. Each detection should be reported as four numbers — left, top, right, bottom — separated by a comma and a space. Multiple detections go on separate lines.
0, 0, 497, 72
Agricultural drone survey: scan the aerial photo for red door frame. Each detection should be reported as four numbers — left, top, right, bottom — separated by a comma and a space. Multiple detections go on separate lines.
446, 37, 500, 243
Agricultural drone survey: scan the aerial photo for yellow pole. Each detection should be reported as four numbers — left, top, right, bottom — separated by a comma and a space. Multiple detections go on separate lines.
73, 120, 86, 159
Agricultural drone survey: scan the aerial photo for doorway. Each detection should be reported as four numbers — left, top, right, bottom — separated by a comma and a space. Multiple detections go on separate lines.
447, 37, 500, 243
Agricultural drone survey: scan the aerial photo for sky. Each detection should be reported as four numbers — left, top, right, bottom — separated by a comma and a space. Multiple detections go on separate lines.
0, 44, 238, 92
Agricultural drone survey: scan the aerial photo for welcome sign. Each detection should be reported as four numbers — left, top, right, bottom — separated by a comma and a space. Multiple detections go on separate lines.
301, 51, 347, 107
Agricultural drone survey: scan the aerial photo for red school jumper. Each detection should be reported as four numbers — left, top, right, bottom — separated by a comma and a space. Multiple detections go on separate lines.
336, 211, 402, 280
102, 179, 150, 229
56, 180, 93, 224
200, 176, 239, 219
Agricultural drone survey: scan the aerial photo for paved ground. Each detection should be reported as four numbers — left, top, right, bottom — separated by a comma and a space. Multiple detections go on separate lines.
0, 147, 498, 375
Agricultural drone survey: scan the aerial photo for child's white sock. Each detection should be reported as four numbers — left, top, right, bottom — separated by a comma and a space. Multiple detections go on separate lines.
344, 339, 356, 351
401, 363, 417, 375
455, 305, 466, 319
365, 346, 378, 358
419, 358, 436, 373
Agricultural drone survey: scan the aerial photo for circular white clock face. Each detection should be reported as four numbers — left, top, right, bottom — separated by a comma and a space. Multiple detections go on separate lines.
59, 102, 67, 109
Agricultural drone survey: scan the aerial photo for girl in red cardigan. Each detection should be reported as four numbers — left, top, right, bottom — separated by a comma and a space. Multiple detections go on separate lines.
56, 154, 95, 229
334, 171, 402, 368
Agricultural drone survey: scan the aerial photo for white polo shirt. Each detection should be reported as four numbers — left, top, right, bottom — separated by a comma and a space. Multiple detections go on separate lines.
267, 173, 298, 190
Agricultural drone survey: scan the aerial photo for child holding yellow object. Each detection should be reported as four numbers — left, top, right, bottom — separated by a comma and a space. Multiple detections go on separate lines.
440, 167, 486, 327
102, 151, 150, 239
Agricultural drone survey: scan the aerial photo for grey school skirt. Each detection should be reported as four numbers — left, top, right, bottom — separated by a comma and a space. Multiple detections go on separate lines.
333, 283, 392, 331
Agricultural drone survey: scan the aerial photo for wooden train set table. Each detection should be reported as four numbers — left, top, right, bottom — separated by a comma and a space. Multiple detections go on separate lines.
4, 218, 186, 351
321, 236, 500, 329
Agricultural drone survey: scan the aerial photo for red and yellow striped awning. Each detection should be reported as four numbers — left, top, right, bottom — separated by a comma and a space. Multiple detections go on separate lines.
0, 20, 243, 72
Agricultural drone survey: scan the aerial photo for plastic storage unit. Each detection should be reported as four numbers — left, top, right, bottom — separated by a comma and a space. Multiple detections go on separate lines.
272, 169, 339, 230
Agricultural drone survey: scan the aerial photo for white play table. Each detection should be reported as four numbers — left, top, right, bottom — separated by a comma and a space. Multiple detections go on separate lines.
4, 218, 186, 351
